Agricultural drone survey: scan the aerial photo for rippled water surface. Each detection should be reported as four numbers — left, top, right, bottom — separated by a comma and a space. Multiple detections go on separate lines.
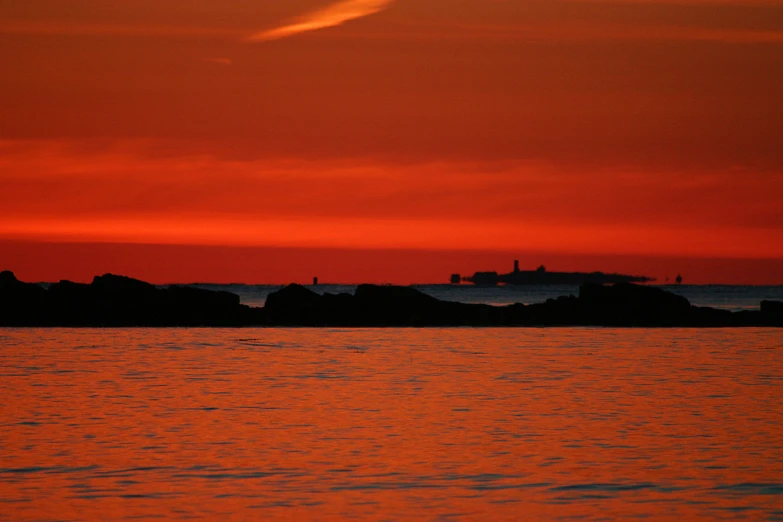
1, 328, 782, 520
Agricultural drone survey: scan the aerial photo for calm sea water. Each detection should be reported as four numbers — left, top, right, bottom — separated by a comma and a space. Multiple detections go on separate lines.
192, 284, 783, 311
1, 328, 782, 520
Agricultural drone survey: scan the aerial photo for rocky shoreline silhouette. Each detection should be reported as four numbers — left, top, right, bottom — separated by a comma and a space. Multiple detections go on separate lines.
1, 270, 781, 327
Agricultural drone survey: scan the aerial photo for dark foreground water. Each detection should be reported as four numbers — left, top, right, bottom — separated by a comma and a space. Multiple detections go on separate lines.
1, 328, 782, 520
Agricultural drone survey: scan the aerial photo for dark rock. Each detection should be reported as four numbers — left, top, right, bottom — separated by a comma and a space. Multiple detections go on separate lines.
47, 280, 96, 325
761, 300, 783, 315
320, 292, 360, 324
354, 284, 476, 325
354, 284, 441, 323
1, 271, 28, 289
500, 302, 528, 325
49, 280, 92, 300
263, 283, 504, 326
522, 295, 582, 325
0, 271, 249, 326
355, 284, 441, 308
1, 270, 781, 327
263, 284, 327, 325
166, 285, 240, 309
689, 306, 736, 327
265, 284, 321, 311
760, 300, 783, 326
91, 273, 157, 295
733, 310, 765, 327
0, 270, 47, 325
322, 292, 355, 308
85, 274, 160, 325
0, 270, 19, 286
162, 286, 244, 326
579, 283, 691, 326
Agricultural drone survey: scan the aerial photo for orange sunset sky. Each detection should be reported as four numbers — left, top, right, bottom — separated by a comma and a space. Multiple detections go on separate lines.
1, 0, 782, 284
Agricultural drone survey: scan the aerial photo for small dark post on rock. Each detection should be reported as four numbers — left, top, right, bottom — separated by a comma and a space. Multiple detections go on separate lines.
313, 277, 319, 286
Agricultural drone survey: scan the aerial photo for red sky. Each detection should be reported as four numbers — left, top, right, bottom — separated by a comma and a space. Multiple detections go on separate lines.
1, 0, 782, 284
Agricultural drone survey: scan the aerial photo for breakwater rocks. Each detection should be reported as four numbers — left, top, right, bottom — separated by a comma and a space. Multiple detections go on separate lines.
263, 282, 783, 327
0, 271, 256, 327
1, 270, 781, 327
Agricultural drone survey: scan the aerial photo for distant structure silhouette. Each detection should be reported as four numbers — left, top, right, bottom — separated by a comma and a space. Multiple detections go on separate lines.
313, 277, 319, 286
675, 274, 683, 285
463, 260, 653, 286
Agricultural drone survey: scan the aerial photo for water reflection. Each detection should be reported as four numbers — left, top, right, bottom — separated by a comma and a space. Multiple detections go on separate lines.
0, 328, 781, 520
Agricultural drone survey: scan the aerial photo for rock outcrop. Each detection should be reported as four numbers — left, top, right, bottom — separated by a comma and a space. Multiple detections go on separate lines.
761, 300, 783, 316
1, 272, 257, 326
0, 270, 48, 326
258, 282, 782, 327
578, 282, 692, 326
0, 270, 781, 327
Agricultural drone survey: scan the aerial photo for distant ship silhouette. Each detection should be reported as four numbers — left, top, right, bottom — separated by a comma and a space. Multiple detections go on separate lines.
452, 260, 654, 286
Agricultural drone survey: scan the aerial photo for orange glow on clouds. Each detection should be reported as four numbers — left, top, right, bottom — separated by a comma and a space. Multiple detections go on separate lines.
248, 0, 395, 41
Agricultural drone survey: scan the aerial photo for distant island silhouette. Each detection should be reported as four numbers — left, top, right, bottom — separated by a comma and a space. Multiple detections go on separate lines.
454, 260, 653, 286
1, 270, 781, 327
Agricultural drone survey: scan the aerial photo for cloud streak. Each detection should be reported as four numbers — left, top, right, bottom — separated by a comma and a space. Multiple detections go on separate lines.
0, 21, 236, 39
247, 0, 394, 42
202, 57, 232, 66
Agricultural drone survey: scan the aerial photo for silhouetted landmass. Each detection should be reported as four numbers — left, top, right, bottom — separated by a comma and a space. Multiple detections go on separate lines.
0, 270, 781, 327
461, 260, 653, 285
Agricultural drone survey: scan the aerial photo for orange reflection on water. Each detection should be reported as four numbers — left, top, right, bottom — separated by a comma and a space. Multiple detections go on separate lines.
1, 328, 782, 520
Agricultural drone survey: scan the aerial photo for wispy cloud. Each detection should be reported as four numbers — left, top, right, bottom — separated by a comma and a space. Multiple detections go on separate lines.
202, 57, 232, 66
247, 0, 395, 42
0, 21, 236, 39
